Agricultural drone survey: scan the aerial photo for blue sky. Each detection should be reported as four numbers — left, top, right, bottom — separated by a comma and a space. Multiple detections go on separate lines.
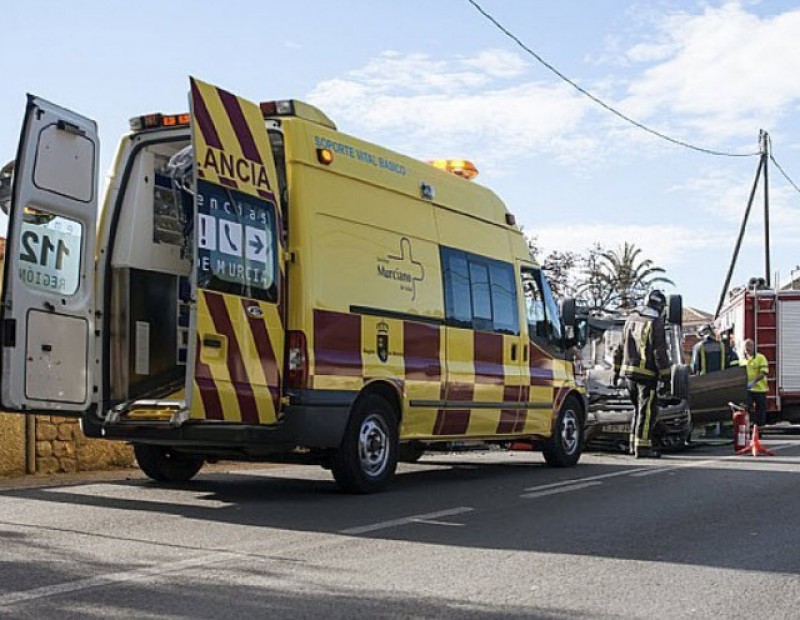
2, 0, 800, 312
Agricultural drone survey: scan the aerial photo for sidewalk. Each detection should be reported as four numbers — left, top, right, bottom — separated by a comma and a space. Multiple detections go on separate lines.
0, 461, 287, 490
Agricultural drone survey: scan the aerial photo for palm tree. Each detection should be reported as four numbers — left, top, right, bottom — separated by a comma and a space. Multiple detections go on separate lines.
593, 242, 673, 311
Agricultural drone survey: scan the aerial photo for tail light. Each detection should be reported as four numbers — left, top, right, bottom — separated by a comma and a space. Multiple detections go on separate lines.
286, 330, 308, 389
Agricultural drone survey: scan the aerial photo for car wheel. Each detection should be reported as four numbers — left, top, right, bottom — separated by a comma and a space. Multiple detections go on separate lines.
671, 364, 689, 400
331, 394, 399, 493
543, 395, 583, 468
134, 444, 204, 483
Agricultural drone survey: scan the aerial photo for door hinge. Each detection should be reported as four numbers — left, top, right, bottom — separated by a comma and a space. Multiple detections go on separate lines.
2, 318, 16, 347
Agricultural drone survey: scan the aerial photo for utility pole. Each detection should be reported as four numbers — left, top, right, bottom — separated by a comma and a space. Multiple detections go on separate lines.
714, 154, 764, 318
761, 130, 771, 286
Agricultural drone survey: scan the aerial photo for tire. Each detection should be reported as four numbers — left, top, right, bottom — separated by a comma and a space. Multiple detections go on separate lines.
543, 396, 583, 468
398, 442, 425, 463
331, 394, 399, 494
671, 364, 689, 400
134, 444, 204, 483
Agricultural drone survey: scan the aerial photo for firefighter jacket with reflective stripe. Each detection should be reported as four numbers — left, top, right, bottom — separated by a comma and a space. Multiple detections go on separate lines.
690, 337, 737, 374
620, 307, 671, 383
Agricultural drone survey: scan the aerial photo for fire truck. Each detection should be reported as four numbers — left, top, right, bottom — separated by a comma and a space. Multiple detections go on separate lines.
689, 277, 800, 424
718, 278, 800, 421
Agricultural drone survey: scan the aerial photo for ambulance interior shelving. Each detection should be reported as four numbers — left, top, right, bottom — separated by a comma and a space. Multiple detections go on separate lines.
106, 139, 192, 406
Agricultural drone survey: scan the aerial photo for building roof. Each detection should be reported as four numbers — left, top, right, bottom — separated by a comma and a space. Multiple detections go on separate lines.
683, 306, 713, 327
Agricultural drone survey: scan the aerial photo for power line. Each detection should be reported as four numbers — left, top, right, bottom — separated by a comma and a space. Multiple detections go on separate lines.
466, 0, 761, 158
769, 154, 800, 195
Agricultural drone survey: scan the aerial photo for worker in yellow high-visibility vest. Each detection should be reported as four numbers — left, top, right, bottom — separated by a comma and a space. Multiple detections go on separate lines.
742, 339, 769, 427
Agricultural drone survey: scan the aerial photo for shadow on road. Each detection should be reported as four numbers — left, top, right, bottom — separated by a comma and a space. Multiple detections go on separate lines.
2, 439, 800, 578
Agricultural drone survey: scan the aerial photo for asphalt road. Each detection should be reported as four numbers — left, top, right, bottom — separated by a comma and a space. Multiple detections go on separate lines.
2, 433, 800, 619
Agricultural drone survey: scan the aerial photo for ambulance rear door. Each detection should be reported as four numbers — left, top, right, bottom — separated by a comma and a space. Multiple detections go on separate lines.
185, 78, 285, 425
0, 96, 98, 415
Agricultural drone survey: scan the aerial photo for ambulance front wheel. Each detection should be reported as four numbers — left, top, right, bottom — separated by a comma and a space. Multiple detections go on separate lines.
134, 444, 204, 483
542, 396, 583, 468
331, 394, 399, 494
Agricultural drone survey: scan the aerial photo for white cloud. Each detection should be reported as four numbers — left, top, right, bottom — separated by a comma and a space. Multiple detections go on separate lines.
461, 48, 528, 78
307, 50, 595, 175
530, 222, 731, 271
620, 3, 800, 141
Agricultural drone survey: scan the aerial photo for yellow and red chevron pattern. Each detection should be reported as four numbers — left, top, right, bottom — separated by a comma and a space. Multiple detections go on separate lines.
191, 290, 283, 424
190, 77, 279, 204
312, 308, 581, 440
188, 78, 285, 424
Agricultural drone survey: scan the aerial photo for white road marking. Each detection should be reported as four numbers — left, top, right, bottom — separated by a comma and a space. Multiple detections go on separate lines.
0, 552, 238, 607
520, 481, 603, 499
522, 466, 657, 492
42, 484, 233, 509
340, 507, 474, 535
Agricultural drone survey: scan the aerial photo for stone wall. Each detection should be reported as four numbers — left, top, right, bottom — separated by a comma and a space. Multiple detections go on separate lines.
1, 414, 134, 477
34, 416, 134, 474
0, 413, 26, 476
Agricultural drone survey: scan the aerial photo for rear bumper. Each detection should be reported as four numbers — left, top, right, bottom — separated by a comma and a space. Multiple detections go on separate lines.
83, 390, 355, 451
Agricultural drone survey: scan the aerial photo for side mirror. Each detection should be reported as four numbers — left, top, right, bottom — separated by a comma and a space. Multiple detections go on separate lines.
0, 160, 14, 215
560, 297, 576, 327
667, 294, 682, 326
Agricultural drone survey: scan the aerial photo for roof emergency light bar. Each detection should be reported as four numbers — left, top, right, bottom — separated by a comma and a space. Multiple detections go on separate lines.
428, 159, 479, 181
130, 99, 337, 134
129, 113, 190, 132
260, 99, 337, 130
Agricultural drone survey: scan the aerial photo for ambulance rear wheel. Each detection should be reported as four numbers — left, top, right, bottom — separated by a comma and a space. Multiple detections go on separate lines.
134, 444, 204, 483
543, 396, 583, 468
331, 394, 399, 494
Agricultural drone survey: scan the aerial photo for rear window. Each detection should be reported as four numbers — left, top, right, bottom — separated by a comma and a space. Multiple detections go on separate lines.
195, 179, 277, 302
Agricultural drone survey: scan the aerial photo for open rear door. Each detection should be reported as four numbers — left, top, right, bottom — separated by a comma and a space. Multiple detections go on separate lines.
0, 96, 98, 414
185, 78, 285, 425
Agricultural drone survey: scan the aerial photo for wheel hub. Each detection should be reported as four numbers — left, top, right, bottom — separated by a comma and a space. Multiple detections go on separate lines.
359, 414, 390, 477
560, 410, 579, 456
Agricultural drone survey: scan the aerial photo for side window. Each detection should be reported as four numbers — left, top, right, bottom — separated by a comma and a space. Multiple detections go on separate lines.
468, 260, 492, 330
522, 268, 548, 338
442, 249, 471, 327
540, 274, 563, 342
442, 247, 518, 334
489, 262, 519, 335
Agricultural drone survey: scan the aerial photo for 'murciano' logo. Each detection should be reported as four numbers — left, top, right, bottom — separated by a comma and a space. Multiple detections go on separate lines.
376, 237, 425, 300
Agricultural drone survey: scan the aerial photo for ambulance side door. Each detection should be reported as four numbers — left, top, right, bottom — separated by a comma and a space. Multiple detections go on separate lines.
0, 96, 98, 414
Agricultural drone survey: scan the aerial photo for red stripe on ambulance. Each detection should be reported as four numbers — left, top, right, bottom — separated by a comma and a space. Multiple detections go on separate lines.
194, 334, 224, 421
204, 291, 259, 424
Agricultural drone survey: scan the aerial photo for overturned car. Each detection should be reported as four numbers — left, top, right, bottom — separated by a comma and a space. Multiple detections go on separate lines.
581, 296, 692, 451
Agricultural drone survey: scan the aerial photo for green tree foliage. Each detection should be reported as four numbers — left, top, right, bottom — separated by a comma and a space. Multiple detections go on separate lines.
594, 242, 674, 310
527, 236, 672, 312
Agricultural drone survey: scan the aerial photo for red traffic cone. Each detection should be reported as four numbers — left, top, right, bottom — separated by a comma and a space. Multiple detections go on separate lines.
736, 424, 774, 457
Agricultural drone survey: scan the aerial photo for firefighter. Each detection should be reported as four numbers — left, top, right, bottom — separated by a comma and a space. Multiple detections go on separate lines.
620, 290, 672, 459
690, 324, 737, 374
742, 338, 769, 427
691, 324, 738, 437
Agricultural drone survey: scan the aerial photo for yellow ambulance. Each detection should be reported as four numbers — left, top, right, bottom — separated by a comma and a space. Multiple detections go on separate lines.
0, 78, 586, 492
